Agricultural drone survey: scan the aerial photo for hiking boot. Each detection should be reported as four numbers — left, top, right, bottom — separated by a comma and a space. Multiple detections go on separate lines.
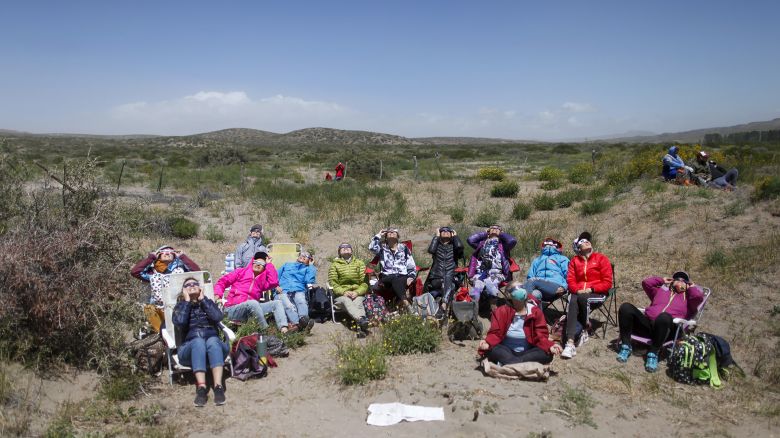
358, 317, 370, 333
561, 342, 577, 359
213, 385, 226, 406
300, 316, 315, 333
577, 331, 589, 347
616, 344, 632, 363
645, 352, 659, 373
194, 386, 208, 407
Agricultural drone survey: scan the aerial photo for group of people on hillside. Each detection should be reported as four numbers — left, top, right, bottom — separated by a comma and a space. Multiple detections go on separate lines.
131, 223, 705, 407
662, 146, 739, 189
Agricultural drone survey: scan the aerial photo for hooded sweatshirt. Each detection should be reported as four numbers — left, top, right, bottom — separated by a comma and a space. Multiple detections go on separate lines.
526, 246, 570, 288
277, 261, 317, 293
328, 257, 368, 296
662, 146, 686, 179
215, 263, 279, 308
641, 276, 704, 321
235, 235, 267, 269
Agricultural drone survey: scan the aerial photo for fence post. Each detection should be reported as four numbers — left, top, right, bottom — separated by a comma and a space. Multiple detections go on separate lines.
240, 162, 245, 192
413, 155, 418, 181
379, 160, 383, 180
117, 160, 126, 190
157, 162, 164, 192
592, 149, 596, 167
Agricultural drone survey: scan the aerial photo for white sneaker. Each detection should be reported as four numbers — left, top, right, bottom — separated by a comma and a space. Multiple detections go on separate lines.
561, 342, 577, 359
578, 332, 589, 347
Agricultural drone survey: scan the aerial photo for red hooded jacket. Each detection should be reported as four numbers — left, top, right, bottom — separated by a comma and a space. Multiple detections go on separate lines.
566, 252, 612, 294
479, 303, 554, 356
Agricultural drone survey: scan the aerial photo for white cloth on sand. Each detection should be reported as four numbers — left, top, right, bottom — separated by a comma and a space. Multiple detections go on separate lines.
366, 403, 445, 426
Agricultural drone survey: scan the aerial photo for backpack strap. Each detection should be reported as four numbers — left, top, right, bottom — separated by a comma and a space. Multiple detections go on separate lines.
708, 351, 722, 389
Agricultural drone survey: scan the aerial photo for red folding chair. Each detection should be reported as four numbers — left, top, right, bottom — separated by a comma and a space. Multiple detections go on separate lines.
365, 240, 427, 304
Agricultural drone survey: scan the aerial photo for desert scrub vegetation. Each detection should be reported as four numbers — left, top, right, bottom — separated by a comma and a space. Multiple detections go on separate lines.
473, 204, 501, 227
0, 157, 143, 373
335, 340, 387, 385
580, 198, 612, 216
547, 384, 597, 428
490, 180, 519, 197
568, 162, 595, 185
532, 193, 557, 211
752, 176, 780, 202
511, 201, 533, 220
476, 166, 506, 181
538, 166, 565, 182
382, 315, 441, 355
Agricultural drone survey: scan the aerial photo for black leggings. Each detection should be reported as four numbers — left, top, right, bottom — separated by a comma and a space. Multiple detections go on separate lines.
380, 274, 410, 302
564, 293, 604, 343
618, 303, 675, 354
487, 344, 552, 365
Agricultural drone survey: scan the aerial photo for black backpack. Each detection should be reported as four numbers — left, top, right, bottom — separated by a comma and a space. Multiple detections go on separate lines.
307, 286, 332, 321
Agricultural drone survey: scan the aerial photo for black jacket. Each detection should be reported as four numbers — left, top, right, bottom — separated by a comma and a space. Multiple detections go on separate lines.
173, 297, 223, 344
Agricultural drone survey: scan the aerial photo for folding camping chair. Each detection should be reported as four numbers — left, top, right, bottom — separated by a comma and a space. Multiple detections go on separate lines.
160, 271, 236, 385
631, 287, 712, 362
553, 263, 617, 338
267, 242, 302, 268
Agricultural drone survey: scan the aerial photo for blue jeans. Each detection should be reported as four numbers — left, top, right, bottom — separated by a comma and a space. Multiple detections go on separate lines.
275, 291, 308, 323
178, 336, 229, 372
226, 300, 288, 329
524, 278, 565, 302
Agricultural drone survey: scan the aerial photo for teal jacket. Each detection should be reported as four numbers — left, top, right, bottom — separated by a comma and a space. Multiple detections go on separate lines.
278, 261, 316, 292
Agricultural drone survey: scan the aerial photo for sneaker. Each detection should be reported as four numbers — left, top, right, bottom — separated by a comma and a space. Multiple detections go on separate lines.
561, 342, 577, 359
577, 331, 589, 347
213, 385, 226, 406
616, 344, 632, 363
194, 386, 208, 407
357, 317, 370, 333
300, 316, 315, 333
645, 352, 659, 373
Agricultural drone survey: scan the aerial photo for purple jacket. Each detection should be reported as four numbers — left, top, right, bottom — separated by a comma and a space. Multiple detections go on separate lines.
642, 276, 704, 321
467, 232, 517, 278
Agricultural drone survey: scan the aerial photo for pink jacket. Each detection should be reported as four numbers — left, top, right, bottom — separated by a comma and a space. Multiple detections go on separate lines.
215, 264, 279, 308
642, 276, 704, 321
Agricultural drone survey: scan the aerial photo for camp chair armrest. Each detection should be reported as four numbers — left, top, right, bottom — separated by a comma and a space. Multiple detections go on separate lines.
417, 266, 430, 272
454, 266, 468, 273
673, 318, 695, 326
161, 329, 175, 348
218, 322, 236, 343
637, 307, 646, 314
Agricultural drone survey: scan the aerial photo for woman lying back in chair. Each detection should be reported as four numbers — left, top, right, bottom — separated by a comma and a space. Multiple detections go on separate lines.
616, 271, 704, 373
477, 283, 563, 366
173, 277, 229, 407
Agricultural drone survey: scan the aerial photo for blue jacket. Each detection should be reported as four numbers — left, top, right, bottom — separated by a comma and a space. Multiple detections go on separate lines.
172, 297, 223, 344
278, 261, 316, 292
662, 147, 686, 180
526, 246, 569, 288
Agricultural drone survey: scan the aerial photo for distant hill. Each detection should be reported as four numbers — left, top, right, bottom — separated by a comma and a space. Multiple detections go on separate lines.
413, 136, 542, 145
0, 129, 158, 140
188, 127, 423, 146
604, 118, 780, 143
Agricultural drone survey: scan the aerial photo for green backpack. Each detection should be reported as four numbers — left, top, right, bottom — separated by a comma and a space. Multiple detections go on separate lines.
669, 334, 722, 388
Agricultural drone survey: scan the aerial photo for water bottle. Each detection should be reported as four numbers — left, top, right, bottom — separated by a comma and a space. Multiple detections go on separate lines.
225, 253, 235, 273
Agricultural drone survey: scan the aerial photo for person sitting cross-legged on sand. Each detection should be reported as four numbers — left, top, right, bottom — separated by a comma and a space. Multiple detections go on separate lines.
523, 237, 569, 303
477, 283, 563, 366
275, 251, 316, 332
173, 277, 229, 407
328, 243, 370, 336
215, 251, 293, 333
616, 271, 704, 372
561, 232, 613, 359
424, 226, 465, 316
368, 228, 417, 313
467, 225, 517, 308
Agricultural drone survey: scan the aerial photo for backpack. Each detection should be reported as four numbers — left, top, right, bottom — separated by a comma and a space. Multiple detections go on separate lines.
231, 342, 268, 381
549, 315, 583, 343
448, 301, 483, 341
363, 293, 388, 324
129, 333, 165, 375
669, 334, 722, 388
412, 292, 440, 319
307, 287, 332, 322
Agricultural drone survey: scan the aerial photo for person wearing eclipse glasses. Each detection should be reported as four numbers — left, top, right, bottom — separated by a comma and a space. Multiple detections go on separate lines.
523, 237, 570, 304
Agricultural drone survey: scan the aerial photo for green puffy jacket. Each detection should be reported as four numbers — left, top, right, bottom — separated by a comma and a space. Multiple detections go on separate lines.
328, 257, 368, 296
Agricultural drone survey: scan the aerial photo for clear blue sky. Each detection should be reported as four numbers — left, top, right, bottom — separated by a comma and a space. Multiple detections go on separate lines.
1, 0, 778, 140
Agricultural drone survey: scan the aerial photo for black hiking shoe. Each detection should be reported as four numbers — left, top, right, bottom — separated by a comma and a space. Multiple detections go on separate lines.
300, 316, 315, 333
358, 317, 370, 333
213, 385, 226, 406
194, 386, 208, 407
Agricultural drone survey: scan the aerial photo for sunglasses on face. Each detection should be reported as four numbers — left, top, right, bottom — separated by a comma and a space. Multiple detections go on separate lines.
253, 260, 267, 266
159, 249, 175, 254
183, 282, 199, 288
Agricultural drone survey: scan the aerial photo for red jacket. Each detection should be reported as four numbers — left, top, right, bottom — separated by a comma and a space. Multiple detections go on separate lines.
566, 252, 612, 295
479, 303, 554, 355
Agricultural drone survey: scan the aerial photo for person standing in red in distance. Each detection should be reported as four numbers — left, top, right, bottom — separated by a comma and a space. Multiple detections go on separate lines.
334, 162, 345, 181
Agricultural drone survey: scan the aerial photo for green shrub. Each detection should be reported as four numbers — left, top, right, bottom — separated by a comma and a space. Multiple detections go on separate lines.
705, 249, 728, 268
588, 184, 611, 200
533, 193, 557, 211
580, 198, 611, 216
382, 314, 441, 355
490, 180, 519, 197
568, 162, 595, 185
512, 221, 548, 261
511, 201, 533, 220
752, 176, 780, 202
538, 166, 565, 182
540, 179, 565, 191
473, 204, 500, 227
449, 203, 466, 223
555, 188, 584, 208
204, 224, 225, 243
641, 180, 667, 195
170, 217, 199, 239
99, 373, 147, 401
335, 340, 387, 385
724, 200, 747, 217
476, 166, 506, 181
